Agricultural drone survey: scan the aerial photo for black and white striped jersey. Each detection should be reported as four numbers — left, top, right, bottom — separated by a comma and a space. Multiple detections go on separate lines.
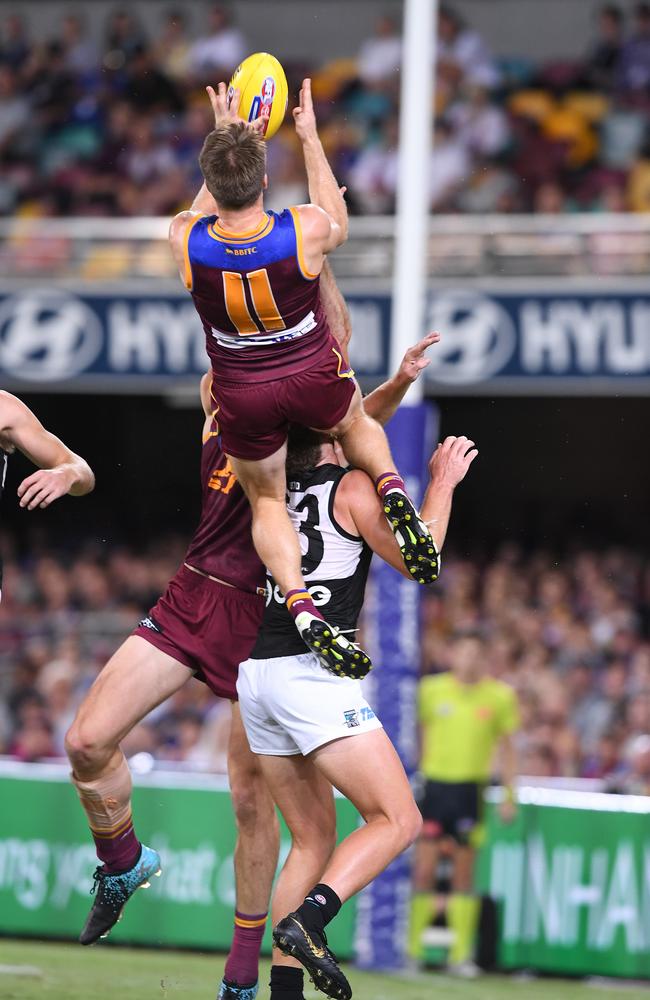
250, 463, 372, 659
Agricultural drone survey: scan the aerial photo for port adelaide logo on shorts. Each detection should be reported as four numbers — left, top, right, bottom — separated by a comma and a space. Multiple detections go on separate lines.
343, 709, 360, 728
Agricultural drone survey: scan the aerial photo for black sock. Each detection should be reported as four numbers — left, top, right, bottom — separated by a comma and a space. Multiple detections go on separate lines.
295, 883, 342, 936
269, 964, 304, 1000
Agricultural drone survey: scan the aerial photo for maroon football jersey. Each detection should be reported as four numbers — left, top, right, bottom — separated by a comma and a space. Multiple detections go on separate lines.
183, 412, 264, 594
185, 208, 332, 384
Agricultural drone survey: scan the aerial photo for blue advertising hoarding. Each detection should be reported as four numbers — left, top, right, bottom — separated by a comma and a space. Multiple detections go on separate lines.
1, 283, 650, 393
0, 285, 389, 390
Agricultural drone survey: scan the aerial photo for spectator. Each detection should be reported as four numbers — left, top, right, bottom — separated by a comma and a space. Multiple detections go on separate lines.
0, 13, 30, 71
533, 181, 567, 213
357, 14, 402, 85
104, 8, 147, 69
618, 2, 650, 91
188, 5, 246, 78
60, 13, 100, 77
582, 731, 626, 779
568, 663, 612, 751
347, 115, 400, 214
447, 85, 510, 158
124, 45, 184, 114
611, 733, 650, 793
586, 5, 624, 90
0, 64, 30, 153
437, 5, 501, 91
154, 9, 192, 82
427, 118, 471, 209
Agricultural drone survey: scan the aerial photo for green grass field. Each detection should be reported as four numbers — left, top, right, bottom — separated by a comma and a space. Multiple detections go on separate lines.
0, 940, 648, 1000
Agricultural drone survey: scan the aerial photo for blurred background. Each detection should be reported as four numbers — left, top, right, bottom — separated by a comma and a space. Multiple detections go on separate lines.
1, 0, 650, 987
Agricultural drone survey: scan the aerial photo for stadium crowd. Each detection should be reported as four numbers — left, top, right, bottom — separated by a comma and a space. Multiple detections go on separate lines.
2, 3, 650, 218
2, 539, 650, 792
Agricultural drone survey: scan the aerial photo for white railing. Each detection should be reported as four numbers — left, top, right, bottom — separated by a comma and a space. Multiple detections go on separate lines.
1, 214, 649, 282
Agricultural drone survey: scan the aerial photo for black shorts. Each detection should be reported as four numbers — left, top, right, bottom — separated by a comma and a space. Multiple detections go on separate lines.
418, 779, 484, 845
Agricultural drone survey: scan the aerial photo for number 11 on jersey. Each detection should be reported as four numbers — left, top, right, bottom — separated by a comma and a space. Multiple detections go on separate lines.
223, 269, 286, 335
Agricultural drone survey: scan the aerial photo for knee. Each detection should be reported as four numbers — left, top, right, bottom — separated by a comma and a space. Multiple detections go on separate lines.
291, 812, 337, 869
231, 772, 277, 835
392, 804, 423, 854
64, 719, 109, 771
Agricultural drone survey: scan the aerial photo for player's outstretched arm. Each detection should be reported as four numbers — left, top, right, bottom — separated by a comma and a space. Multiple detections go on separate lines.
363, 332, 441, 426
294, 79, 348, 254
335, 434, 477, 577
0, 392, 95, 510
420, 436, 478, 551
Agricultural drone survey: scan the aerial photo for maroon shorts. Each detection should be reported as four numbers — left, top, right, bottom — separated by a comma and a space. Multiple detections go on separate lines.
213, 338, 357, 461
132, 564, 265, 701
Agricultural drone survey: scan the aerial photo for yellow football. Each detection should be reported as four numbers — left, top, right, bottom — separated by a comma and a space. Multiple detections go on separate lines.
228, 52, 288, 140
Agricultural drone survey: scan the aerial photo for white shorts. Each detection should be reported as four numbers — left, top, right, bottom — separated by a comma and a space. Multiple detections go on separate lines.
237, 652, 383, 757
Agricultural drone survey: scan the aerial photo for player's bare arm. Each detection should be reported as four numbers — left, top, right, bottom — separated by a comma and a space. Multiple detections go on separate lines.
420, 435, 478, 551
363, 332, 441, 425
319, 258, 352, 361
334, 434, 476, 577
0, 391, 95, 510
294, 78, 348, 269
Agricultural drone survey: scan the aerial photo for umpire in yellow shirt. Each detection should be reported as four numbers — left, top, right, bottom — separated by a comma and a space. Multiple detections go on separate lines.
409, 632, 520, 976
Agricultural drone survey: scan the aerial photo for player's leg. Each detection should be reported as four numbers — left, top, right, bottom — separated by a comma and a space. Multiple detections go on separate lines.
64, 635, 191, 943
229, 445, 371, 679
257, 752, 338, 1000
324, 387, 439, 585
447, 842, 481, 976
219, 704, 281, 1000
273, 729, 422, 998
408, 833, 441, 961
228, 440, 304, 599
443, 781, 483, 976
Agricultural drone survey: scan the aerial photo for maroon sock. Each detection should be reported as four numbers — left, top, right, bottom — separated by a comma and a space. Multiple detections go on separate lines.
375, 472, 407, 498
92, 817, 141, 874
224, 911, 268, 985
285, 589, 324, 622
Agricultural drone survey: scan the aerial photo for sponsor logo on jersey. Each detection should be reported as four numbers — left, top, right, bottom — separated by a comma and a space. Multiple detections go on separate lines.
208, 459, 237, 495
268, 582, 332, 608
138, 615, 162, 633
225, 246, 257, 256
344, 709, 360, 728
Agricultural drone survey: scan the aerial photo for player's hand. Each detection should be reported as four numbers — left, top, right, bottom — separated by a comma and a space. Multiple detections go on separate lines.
428, 435, 478, 488
293, 78, 318, 142
498, 798, 517, 824
206, 82, 238, 126
17, 468, 74, 510
398, 332, 441, 383
206, 82, 266, 134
